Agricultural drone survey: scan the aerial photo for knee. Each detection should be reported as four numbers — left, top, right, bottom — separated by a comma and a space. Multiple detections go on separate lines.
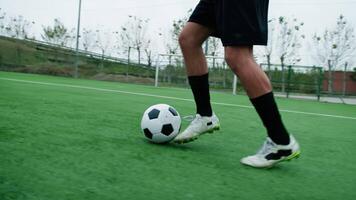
224, 47, 253, 71
224, 49, 236, 67
178, 32, 201, 49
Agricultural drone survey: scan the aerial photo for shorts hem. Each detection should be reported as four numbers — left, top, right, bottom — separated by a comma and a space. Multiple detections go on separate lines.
187, 18, 215, 30
222, 41, 267, 47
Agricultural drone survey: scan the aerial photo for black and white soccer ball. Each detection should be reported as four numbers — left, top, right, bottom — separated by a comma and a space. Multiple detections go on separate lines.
141, 104, 181, 143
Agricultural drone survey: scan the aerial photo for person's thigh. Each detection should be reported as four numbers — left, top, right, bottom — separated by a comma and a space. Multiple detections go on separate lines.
179, 22, 213, 76
188, 0, 217, 35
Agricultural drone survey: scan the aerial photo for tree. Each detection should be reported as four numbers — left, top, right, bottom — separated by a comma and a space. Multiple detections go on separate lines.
144, 39, 153, 67
159, 8, 193, 74
312, 15, 356, 70
0, 8, 6, 35
120, 15, 150, 65
81, 28, 95, 51
255, 18, 279, 77
166, 9, 192, 56
275, 16, 305, 92
5, 15, 34, 39
167, 18, 184, 55
41, 18, 74, 46
311, 15, 356, 92
206, 37, 221, 56
206, 37, 223, 68
276, 16, 304, 65
94, 29, 113, 69
1, 13, 34, 65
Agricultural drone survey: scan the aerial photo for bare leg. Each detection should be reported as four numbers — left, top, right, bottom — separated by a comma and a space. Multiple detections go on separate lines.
224, 46, 271, 98
225, 46, 290, 145
179, 22, 215, 117
179, 22, 212, 76
174, 22, 221, 143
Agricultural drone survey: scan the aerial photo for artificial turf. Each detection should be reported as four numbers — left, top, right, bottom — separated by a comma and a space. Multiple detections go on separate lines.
1, 71, 356, 200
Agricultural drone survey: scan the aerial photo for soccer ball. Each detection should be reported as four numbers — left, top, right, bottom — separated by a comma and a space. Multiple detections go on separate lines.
141, 104, 181, 143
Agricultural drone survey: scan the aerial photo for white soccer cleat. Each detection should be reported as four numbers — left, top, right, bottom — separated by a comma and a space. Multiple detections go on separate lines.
173, 113, 220, 144
240, 135, 300, 168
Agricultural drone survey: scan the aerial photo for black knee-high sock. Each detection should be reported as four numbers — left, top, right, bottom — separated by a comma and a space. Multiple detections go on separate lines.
188, 73, 212, 117
250, 92, 290, 145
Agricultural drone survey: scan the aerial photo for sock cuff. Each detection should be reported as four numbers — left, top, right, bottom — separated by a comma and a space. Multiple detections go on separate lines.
188, 73, 209, 89
250, 92, 274, 104
188, 73, 209, 81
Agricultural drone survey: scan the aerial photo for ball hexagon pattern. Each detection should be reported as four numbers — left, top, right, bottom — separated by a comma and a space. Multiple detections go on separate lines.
141, 104, 181, 143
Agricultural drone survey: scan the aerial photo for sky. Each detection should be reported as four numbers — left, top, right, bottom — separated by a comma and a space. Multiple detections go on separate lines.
1, 0, 356, 66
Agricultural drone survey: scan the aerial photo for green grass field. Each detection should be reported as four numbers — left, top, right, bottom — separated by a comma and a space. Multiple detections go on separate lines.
1, 71, 356, 200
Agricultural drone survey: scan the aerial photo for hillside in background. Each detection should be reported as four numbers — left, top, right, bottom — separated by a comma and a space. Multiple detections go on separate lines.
1, 36, 356, 96
0, 36, 156, 84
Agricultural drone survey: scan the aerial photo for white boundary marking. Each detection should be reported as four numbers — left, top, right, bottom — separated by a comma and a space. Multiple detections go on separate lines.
1, 77, 356, 121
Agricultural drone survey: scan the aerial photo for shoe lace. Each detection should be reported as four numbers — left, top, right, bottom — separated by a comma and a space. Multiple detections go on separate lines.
182, 115, 195, 122
257, 139, 276, 155
183, 114, 202, 123
182, 115, 203, 130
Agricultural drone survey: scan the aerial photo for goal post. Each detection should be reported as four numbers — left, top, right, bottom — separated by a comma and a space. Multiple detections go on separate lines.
154, 53, 238, 95
154, 55, 161, 87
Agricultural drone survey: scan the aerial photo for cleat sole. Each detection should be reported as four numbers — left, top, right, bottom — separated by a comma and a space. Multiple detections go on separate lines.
207, 125, 221, 134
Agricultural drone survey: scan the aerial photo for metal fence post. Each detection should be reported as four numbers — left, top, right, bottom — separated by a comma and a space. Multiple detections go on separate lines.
281, 62, 285, 93
74, 0, 82, 78
317, 68, 323, 101
233, 75, 238, 95
327, 60, 333, 94
343, 62, 348, 96
154, 55, 161, 87
286, 65, 292, 98
223, 61, 227, 88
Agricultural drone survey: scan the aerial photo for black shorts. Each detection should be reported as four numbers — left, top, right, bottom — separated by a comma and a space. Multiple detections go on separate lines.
188, 0, 269, 46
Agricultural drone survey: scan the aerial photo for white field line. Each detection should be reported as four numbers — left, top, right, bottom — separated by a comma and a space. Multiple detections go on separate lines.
1, 77, 356, 121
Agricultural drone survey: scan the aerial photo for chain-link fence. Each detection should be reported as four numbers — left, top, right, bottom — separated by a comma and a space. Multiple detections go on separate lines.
260, 63, 356, 98
154, 54, 236, 92
260, 64, 324, 100
322, 67, 356, 96
1, 35, 355, 101
154, 55, 354, 100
